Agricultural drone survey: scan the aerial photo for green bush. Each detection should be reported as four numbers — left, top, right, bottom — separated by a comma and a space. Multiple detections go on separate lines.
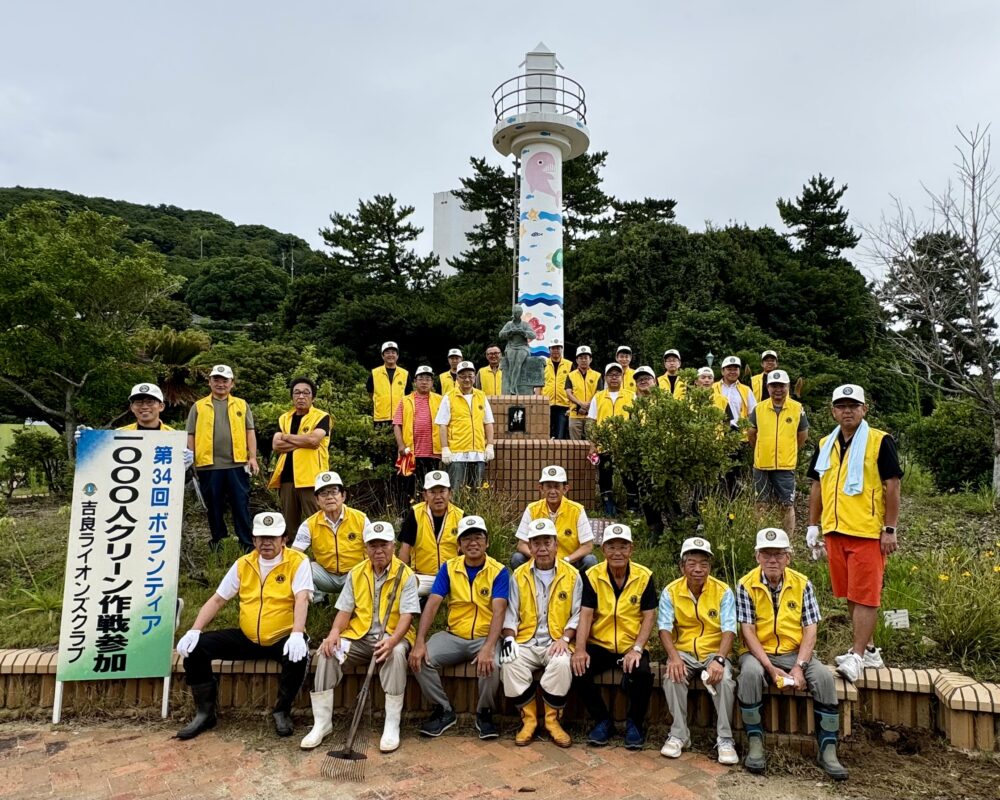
0, 427, 69, 496
906, 399, 992, 492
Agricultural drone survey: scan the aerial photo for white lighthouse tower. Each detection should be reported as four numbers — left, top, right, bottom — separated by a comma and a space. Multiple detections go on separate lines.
492, 43, 591, 357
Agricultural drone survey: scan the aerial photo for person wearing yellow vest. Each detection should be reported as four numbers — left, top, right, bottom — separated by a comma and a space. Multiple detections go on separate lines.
747, 369, 808, 534
475, 344, 503, 395
392, 365, 442, 500
588, 363, 637, 517
712, 356, 754, 498
657, 537, 738, 765
500, 518, 582, 747
186, 364, 258, 549
120, 383, 174, 432
806, 384, 902, 685
633, 365, 657, 397
435, 360, 495, 492
657, 349, 687, 399
511, 465, 597, 571
566, 345, 602, 441
301, 520, 420, 753
615, 345, 637, 393
398, 470, 463, 596
175, 512, 313, 740
571, 524, 656, 749
268, 377, 331, 541
736, 528, 846, 780
291, 471, 370, 602
752, 349, 779, 402
409, 515, 509, 739
543, 338, 572, 439
439, 347, 463, 395
367, 341, 411, 424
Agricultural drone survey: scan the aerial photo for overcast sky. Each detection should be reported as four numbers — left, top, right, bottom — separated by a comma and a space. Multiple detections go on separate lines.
3, 2, 999, 274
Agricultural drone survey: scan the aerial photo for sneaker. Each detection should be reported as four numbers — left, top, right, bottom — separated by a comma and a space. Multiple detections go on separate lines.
623, 719, 645, 750
835, 646, 883, 669
659, 735, 688, 758
717, 737, 739, 765
587, 718, 615, 746
419, 704, 457, 737
835, 651, 863, 684
475, 709, 499, 740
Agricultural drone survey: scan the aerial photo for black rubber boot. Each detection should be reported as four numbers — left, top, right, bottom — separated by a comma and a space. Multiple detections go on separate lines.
273, 678, 299, 737
176, 681, 217, 740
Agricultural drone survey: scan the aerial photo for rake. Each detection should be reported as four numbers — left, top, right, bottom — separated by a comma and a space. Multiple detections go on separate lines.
321, 564, 406, 781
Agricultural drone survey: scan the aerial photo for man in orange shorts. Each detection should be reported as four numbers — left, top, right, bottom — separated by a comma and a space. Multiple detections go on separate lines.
806, 384, 902, 683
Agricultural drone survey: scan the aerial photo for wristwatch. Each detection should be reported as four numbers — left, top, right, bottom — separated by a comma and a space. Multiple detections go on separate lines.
797, 660, 809, 671
712, 655, 726, 667
883, 526, 897, 535
631, 645, 642, 654
561, 635, 571, 644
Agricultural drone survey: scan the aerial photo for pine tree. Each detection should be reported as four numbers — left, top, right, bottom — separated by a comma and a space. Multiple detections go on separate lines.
777, 174, 860, 261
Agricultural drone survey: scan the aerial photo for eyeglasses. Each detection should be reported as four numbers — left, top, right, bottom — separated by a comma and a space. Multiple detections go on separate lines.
758, 552, 788, 562
291, 390, 313, 397
316, 488, 343, 498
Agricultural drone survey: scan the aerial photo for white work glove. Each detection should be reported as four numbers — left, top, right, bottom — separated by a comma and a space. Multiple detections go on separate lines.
74, 425, 92, 443
485, 444, 495, 462
176, 629, 201, 657
806, 526, 821, 548
183, 448, 194, 468
440, 447, 453, 466
283, 632, 309, 663
498, 636, 519, 665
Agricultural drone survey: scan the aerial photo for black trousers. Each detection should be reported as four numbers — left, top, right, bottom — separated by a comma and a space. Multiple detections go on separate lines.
598, 455, 640, 499
401, 456, 440, 503
549, 406, 569, 439
183, 628, 309, 712
574, 642, 653, 726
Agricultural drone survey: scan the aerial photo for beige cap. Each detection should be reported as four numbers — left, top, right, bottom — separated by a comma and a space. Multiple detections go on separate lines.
767, 369, 790, 385
721, 356, 740, 368
252, 512, 285, 537
576, 346, 592, 356
447, 348, 463, 358
363, 520, 395, 543
526, 518, 558, 539
314, 471, 344, 493
539, 465, 568, 483
634, 366, 656, 380
458, 515, 488, 537
414, 365, 434, 377
832, 384, 866, 404
423, 470, 451, 490
210, 364, 234, 379
456, 360, 476, 373
129, 383, 164, 402
755, 527, 791, 550
680, 536, 713, 557
381, 341, 398, 353
603, 523, 632, 543
663, 349, 680, 358
604, 362, 624, 375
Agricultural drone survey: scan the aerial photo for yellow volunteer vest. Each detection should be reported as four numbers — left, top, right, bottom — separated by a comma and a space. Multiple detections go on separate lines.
118, 422, 174, 431
439, 372, 456, 395
753, 398, 803, 471
401, 392, 442, 454
585, 560, 653, 654
738, 567, 809, 655
371, 365, 408, 423
342, 556, 416, 646
817, 428, 889, 540
752, 372, 767, 401
712, 381, 750, 420
478, 367, 503, 395
657, 374, 687, 399
193, 394, 249, 467
622, 367, 636, 393
525, 497, 585, 560
237, 547, 307, 646
567, 369, 601, 418
665, 575, 731, 660
543, 359, 572, 407
512, 558, 577, 644
444, 555, 505, 639
446, 388, 487, 453
305, 506, 367, 574
267, 406, 330, 489
411, 502, 463, 575
594, 389, 634, 424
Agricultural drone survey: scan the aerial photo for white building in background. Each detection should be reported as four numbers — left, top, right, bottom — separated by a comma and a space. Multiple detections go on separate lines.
432, 190, 486, 275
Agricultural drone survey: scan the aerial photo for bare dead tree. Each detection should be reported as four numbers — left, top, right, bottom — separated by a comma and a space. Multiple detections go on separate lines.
868, 126, 1000, 492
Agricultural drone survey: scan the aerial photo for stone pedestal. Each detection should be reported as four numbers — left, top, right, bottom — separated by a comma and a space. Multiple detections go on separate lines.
486, 439, 595, 510
489, 394, 550, 440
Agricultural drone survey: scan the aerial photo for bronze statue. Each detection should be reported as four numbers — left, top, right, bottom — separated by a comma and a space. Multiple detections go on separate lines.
499, 304, 545, 395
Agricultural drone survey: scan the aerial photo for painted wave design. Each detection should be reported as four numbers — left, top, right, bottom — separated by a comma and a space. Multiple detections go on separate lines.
519, 293, 563, 306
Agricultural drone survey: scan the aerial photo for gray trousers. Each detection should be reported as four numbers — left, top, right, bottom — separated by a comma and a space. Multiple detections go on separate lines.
446, 461, 485, 492
311, 563, 348, 603
737, 652, 838, 707
313, 636, 410, 696
568, 418, 592, 441
662, 652, 735, 741
413, 631, 500, 712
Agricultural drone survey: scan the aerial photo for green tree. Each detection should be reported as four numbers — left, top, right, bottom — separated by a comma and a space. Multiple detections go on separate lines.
185, 256, 289, 322
776, 174, 861, 261
136, 326, 212, 409
561, 150, 614, 245
0, 202, 177, 455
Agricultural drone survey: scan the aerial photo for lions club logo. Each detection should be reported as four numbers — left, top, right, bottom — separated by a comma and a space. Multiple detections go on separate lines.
263, 515, 274, 526
611, 525, 622, 535
535, 521, 547, 530
432, 471, 443, 481
786, 417, 793, 424
629, 595, 638, 605
787, 600, 798, 611
547, 467, 558, 476
275, 574, 286, 583
373, 523, 385, 533
693, 538, 705, 548
139, 384, 150, 393
347, 532, 357, 541
479, 587, 490, 597
320, 473, 331, 482
558, 591, 568, 601
564, 528, 573, 537
842, 386, 853, 396
765, 530, 777, 542
708, 609, 718, 619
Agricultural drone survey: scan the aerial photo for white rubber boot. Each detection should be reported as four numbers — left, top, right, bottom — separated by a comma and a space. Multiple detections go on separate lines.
299, 690, 334, 750
380, 693, 405, 752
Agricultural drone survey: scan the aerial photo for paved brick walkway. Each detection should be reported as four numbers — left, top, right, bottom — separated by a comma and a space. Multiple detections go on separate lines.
0, 721, 729, 800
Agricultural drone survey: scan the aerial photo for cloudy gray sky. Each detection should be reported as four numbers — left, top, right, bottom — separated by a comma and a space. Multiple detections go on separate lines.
3, 1, 998, 270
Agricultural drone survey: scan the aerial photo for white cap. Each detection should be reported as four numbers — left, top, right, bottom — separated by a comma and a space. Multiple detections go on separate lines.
447, 348, 463, 358
767, 369, 790, 385
602, 523, 632, 543
634, 366, 655, 380
576, 346, 592, 356
539, 465, 568, 483
526, 518, 558, 539
456, 360, 475, 373
381, 341, 398, 353
755, 527, 791, 550
680, 536, 713, 557
697, 367, 714, 377
414, 365, 434, 377
549, 338, 564, 347
423, 470, 451, 490
616, 345, 632, 354
761, 349, 778, 360
252, 512, 285, 537
663, 349, 680, 358
458, 515, 488, 537
129, 383, 164, 402
210, 364, 234, 379
604, 362, 624, 375
314, 471, 344, 493
833, 384, 866, 404
364, 520, 395, 543
721, 356, 740, 368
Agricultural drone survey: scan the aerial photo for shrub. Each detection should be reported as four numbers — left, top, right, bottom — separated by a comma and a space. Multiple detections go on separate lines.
0, 427, 69, 496
906, 399, 992, 492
